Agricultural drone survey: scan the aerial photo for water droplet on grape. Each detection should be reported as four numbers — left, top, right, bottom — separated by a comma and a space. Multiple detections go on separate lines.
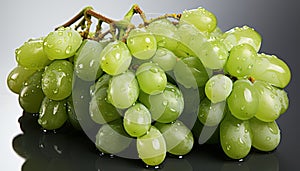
240, 106, 245, 111
150, 68, 158, 73
55, 49, 62, 53
226, 145, 231, 151
65, 46, 72, 55
53, 89, 59, 94
58, 31, 63, 36
68, 32, 72, 37
162, 101, 168, 106
266, 136, 271, 141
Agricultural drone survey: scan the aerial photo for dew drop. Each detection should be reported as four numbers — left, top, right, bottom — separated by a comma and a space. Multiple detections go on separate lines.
266, 136, 271, 141
150, 68, 158, 73
68, 32, 72, 37
226, 145, 231, 151
162, 101, 168, 106
65, 46, 72, 55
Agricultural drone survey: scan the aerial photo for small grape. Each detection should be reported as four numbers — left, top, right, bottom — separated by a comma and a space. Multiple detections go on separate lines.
151, 47, 178, 71
198, 97, 226, 126
7, 66, 36, 94
205, 74, 233, 103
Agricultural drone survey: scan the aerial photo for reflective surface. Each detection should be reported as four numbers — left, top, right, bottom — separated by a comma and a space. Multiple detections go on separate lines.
1, 0, 300, 170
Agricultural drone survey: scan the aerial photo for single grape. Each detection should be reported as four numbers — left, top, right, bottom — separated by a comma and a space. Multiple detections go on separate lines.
107, 70, 139, 109
180, 7, 217, 33
7, 65, 36, 94
173, 56, 209, 89
205, 74, 233, 103
221, 25, 262, 52
38, 97, 68, 130
100, 40, 132, 75
249, 117, 280, 152
227, 79, 259, 120
89, 87, 121, 124
136, 62, 167, 95
95, 119, 132, 154
43, 27, 82, 60
198, 97, 226, 126
126, 27, 157, 60
89, 74, 111, 96
139, 83, 184, 123
225, 43, 257, 78
276, 88, 289, 114
123, 103, 151, 137
151, 47, 178, 71
220, 113, 252, 160
155, 120, 194, 156
15, 38, 52, 70
42, 60, 73, 100
254, 80, 282, 122
19, 71, 45, 113
74, 39, 107, 81
137, 126, 166, 166
146, 19, 180, 52
251, 53, 291, 88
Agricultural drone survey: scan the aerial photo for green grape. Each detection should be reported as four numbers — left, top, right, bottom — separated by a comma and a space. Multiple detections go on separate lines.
173, 56, 209, 89
38, 97, 68, 130
227, 79, 259, 120
19, 71, 45, 113
89, 74, 111, 96
15, 38, 52, 70
180, 7, 217, 33
66, 97, 82, 130
126, 27, 157, 60
198, 97, 226, 126
137, 126, 166, 166
136, 62, 167, 95
43, 27, 82, 60
220, 113, 252, 160
100, 40, 132, 75
95, 119, 132, 154
123, 103, 151, 137
249, 117, 280, 152
225, 43, 257, 78
254, 80, 282, 122
42, 60, 73, 100
155, 120, 194, 156
7, 65, 36, 94
139, 83, 184, 123
74, 39, 107, 81
176, 23, 207, 58
107, 70, 139, 109
209, 27, 223, 39
205, 74, 233, 103
146, 19, 180, 52
151, 47, 178, 71
197, 39, 229, 69
251, 53, 291, 88
221, 25, 262, 52
89, 87, 121, 124
276, 88, 289, 114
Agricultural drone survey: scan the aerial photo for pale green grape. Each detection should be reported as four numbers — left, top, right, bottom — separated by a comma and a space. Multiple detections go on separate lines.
126, 27, 157, 60
249, 117, 280, 152
205, 74, 233, 103
198, 97, 226, 126
254, 80, 282, 122
95, 119, 132, 154
220, 113, 252, 159
180, 7, 217, 33
139, 83, 184, 123
222, 25, 262, 52
137, 126, 166, 166
89, 74, 111, 96
151, 47, 178, 71
16, 38, 52, 70
276, 88, 289, 114
38, 97, 68, 130
42, 60, 73, 100
227, 79, 259, 120
173, 56, 209, 89
123, 103, 151, 137
251, 53, 291, 88
74, 39, 106, 81
19, 71, 45, 113
155, 120, 194, 156
136, 62, 167, 95
7, 66, 36, 94
107, 70, 139, 109
99, 40, 132, 75
89, 87, 121, 124
197, 39, 229, 69
66, 97, 82, 130
43, 27, 82, 60
225, 43, 257, 78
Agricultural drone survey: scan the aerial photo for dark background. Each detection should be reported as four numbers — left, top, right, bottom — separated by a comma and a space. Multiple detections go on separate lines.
0, 0, 299, 170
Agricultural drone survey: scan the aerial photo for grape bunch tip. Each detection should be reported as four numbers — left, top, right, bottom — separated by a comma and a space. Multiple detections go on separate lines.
7, 4, 291, 167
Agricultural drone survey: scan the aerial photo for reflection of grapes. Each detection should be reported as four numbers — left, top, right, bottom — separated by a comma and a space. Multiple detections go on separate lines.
7, 4, 291, 167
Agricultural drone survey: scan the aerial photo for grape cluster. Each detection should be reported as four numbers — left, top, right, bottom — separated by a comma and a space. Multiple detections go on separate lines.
7, 5, 291, 167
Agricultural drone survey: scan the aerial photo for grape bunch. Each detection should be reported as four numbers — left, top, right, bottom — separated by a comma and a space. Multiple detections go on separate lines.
7, 5, 291, 167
